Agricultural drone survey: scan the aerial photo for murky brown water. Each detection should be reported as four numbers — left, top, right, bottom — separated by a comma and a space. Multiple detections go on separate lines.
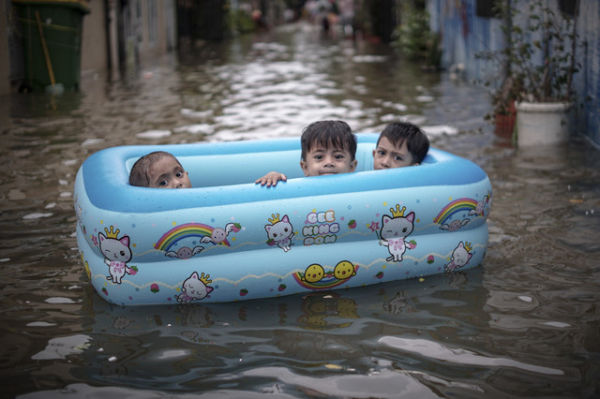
1, 22, 599, 398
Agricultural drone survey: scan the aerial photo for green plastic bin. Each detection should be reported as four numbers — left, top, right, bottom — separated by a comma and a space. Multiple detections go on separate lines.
12, 0, 90, 92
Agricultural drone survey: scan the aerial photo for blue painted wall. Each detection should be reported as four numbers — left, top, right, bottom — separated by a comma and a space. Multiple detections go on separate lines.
427, 0, 600, 148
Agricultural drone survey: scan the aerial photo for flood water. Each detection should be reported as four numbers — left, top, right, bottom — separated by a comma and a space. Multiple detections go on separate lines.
1, 22, 599, 398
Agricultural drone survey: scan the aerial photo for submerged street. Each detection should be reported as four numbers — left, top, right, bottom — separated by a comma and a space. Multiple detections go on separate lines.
1, 21, 599, 398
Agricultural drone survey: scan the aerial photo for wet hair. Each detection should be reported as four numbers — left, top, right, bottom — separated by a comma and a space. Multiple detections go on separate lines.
377, 122, 430, 164
129, 151, 181, 187
301, 120, 357, 161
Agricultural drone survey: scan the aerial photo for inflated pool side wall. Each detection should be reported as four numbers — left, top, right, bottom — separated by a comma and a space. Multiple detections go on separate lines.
75, 133, 492, 305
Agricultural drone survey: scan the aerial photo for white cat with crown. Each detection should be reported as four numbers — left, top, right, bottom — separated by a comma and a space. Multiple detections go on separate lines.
265, 213, 294, 252
98, 226, 132, 284
379, 205, 416, 262
445, 241, 473, 272
177, 272, 213, 303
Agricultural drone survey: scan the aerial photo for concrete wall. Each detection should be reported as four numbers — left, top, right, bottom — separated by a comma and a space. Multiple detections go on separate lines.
80, 0, 177, 75
137, 0, 176, 62
427, 0, 600, 148
0, 0, 9, 95
81, 0, 108, 74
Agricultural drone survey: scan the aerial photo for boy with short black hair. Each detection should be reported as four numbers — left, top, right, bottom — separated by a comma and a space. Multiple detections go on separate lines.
129, 151, 192, 189
373, 122, 430, 169
255, 120, 357, 187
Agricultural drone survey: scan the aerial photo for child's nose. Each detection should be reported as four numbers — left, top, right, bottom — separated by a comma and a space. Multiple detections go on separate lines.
381, 154, 391, 167
173, 177, 184, 188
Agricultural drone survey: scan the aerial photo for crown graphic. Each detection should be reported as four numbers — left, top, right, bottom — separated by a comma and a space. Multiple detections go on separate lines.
464, 241, 473, 252
200, 272, 212, 285
390, 204, 406, 217
104, 226, 120, 239
268, 213, 281, 224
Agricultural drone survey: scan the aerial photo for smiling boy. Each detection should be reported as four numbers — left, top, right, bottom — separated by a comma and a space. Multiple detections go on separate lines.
256, 120, 357, 187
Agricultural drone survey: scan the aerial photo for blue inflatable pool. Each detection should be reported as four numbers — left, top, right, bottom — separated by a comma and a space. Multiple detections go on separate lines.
74, 133, 492, 306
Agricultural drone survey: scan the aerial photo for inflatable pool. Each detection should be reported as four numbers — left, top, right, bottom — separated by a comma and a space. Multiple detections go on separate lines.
74, 133, 492, 306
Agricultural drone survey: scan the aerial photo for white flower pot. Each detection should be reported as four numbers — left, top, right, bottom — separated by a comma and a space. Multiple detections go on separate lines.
515, 102, 572, 147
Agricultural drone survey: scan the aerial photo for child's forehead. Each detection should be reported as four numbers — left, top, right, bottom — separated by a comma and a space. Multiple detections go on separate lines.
150, 154, 181, 171
158, 153, 181, 165
159, 153, 178, 161
307, 137, 349, 151
307, 143, 349, 153
380, 135, 408, 149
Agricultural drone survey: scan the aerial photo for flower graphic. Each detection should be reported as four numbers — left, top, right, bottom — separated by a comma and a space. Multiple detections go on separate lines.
368, 221, 379, 233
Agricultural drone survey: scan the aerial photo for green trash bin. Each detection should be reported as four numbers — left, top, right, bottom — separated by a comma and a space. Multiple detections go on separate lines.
12, 0, 90, 92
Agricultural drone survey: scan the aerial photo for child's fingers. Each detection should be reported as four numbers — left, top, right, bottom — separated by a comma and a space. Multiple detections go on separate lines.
267, 176, 278, 187
255, 172, 286, 187
271, 173, 286, 186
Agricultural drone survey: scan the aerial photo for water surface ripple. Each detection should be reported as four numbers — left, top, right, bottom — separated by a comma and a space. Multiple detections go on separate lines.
1, 23, 599, 399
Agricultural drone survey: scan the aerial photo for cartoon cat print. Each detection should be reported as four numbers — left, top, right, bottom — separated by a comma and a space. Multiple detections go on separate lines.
379, 205, 416, 262
98, 227, 132, 284
265, 214, 293, 252
445, 241, 473, 272
177, 272, 213, 303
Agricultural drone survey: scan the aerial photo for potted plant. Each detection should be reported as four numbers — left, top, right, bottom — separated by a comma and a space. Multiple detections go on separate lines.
489, 76, 520, 140
479, 0, 580, 147
477, 0, 521, 141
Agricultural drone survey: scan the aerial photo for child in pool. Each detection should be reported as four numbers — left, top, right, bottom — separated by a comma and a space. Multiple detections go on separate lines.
372, 122, 430, 169
255, 120, 357, 187
129, 151, 192, 188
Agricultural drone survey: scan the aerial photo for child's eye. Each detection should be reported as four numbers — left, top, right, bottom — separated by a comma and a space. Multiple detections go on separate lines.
377, 150, 386, 156
313, 154, 323, 160
159, 180, 168, 186
335, 154, 345, 160
394, 155, 404, 161
176, 171, 183, 178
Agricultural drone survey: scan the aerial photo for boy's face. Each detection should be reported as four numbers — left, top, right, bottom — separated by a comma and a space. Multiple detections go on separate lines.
373, 137, 416, 169
300, 144, 357, 177
147, 156, 191, 188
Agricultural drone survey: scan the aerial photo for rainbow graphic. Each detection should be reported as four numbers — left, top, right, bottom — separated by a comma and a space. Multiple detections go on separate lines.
433, 198, 478, 225
154, 223, 230, 251
293, 265, 359, 290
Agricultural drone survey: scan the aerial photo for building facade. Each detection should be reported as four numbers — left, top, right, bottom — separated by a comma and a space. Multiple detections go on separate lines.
427, 0, 600, 147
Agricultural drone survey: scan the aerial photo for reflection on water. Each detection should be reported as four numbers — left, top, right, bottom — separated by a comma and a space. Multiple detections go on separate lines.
75, 272, 488, 394
378, 336, 563, 376
1, 22, 599, 398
